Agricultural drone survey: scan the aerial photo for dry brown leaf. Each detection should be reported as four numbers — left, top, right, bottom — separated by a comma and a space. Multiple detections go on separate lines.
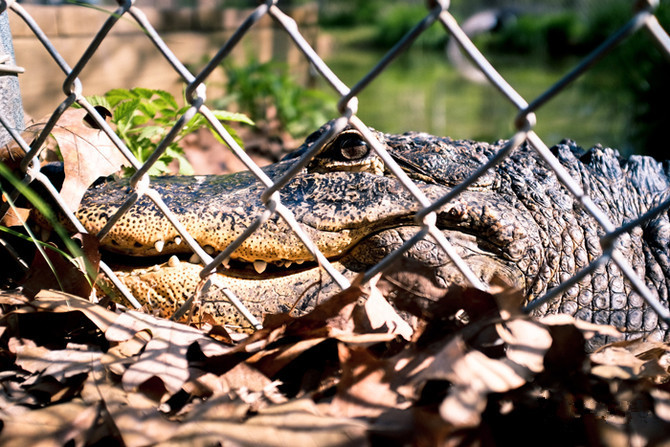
29, 108, 128, 210
496, 318, 552, 373
105, 310, 230, 395
247, 336, 327, 378
540, 313, 623, 339
359, 274, 413, 341
0, 202, 30, 227
439, 384, 487, 428
80, 375, 178, 446
600, 338, 670, 362
451, 346, 528, 393
166, 397, 368, 447
332, 332, 399, 346
31, 289, 120, 332
182, 364, 277, 402
100, 330, 152, 376
0, 290, 31, 307
286, 284, 362, 337
0, 138, 27, 170
0, 400, 98, 447
438, 345, 528, 428
218, 363, 274, 395
590, 342, 670, 381
14, 342, 102, 381
7, 336, 42, 356
21, 246, 93, 300
406, 332, 535, 428
590, 346, 647, 379
651, 389, 670, 423
489, 276, 526, 318
182, 372, 228, 397
328, 343, 403, 419
208, 285, 365, 378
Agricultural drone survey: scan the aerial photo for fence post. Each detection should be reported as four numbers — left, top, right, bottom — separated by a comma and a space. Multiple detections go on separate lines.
0, 9, 24, 147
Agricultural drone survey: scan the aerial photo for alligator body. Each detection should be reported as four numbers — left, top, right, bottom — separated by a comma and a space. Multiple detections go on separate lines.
76, 122, 670, 342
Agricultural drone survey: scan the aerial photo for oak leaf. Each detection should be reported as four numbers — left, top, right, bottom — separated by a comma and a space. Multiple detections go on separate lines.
105, 310, 231, 395
28, 108, 128, 210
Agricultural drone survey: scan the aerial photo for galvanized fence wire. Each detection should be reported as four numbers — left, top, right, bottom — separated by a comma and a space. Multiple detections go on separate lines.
1, 0, 670, 330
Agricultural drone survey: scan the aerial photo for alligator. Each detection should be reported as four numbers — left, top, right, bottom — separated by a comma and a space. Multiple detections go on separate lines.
72, 121, 670, 344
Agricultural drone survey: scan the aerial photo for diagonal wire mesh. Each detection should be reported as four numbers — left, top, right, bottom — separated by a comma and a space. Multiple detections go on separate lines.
1, 0, 670, 335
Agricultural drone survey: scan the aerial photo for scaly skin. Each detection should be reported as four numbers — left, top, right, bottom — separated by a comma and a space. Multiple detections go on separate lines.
77, 123, 670, 343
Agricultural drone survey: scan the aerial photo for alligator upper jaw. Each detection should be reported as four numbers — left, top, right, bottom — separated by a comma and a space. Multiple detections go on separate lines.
109, 223, 527, 302
89, 187, 536, 306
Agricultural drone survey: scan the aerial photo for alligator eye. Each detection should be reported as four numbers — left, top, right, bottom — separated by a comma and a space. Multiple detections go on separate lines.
335, 134, 369, 160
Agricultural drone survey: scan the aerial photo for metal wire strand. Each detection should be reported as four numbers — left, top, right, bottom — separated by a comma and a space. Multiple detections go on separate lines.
2, 1, 670, 335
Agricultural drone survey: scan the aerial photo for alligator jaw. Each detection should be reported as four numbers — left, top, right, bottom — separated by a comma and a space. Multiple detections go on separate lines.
104, 223, 527, 330
80, 125, 543, 329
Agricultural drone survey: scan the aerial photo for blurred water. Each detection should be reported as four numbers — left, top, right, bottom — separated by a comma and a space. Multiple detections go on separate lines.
319, 45, 630, 153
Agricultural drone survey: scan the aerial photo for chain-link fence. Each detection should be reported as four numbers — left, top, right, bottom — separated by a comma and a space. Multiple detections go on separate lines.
1, 0, 670, 337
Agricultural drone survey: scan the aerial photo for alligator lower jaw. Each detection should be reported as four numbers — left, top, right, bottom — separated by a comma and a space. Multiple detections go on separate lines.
102, 226, 526, 330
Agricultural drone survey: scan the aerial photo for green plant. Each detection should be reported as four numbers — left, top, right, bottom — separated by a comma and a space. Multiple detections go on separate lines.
482, 12, 586, 57
370, 4, 447, 50
87, 88, 253, 176
221, 60, 336, 139
580, 0, 670, 158
318, 0, 385, 28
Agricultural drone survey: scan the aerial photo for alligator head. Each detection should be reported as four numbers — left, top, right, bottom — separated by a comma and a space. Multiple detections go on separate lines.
76, 122, 670, 341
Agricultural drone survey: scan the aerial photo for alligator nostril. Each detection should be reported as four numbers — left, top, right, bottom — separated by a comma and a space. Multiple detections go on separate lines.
446, 202, 466, 219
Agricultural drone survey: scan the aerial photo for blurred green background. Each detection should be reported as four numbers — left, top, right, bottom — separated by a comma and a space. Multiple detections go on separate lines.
311, 0, 669, 158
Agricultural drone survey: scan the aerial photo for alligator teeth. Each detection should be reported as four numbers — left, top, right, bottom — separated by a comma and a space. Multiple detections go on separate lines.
152, 264, 160, 272
154, 240, 164, 253
221, 256, 230, 269
296, 259, 305, 265
174, 236, 182, 246
168, 255, 180, 268
253, 260, 267, 274
204, 245, 215, 255
284, 261, 293, 268
189, 253, 200, 264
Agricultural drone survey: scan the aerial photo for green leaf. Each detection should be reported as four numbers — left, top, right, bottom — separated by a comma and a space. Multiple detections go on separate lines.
154, 90, 179, 110
176, 155, 194, 175
86, 87, 248, 177
105, 88, 137, 107
131, 87, 156, 100
113, 99, 141, 130
137, 101, 159, 120
211, 110, 255, 126
85, 95, 112, 110
130, 113, 152, 128
147, 161, 169, 176
137, 125, 165, 142
208, 123, 245, 149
